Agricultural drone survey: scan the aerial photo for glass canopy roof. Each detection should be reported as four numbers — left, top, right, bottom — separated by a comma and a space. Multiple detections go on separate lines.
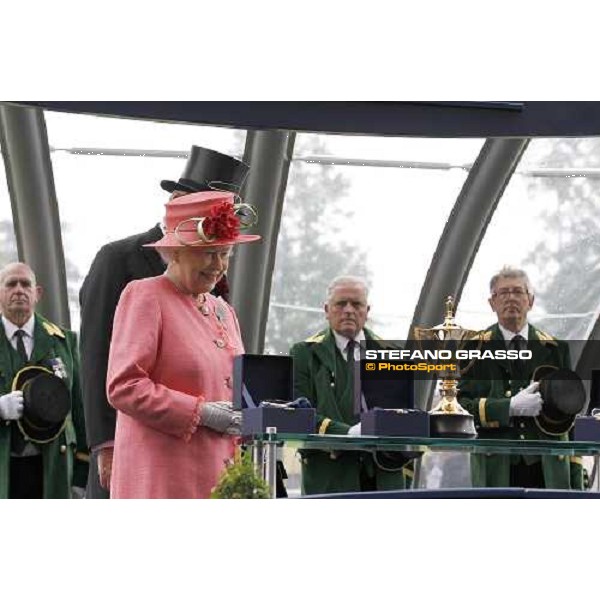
2, 107, 600, 349
0, 136, 18, 265
457, 137, 600, 341
265, 133, 484, 354
44, 111, 246, 328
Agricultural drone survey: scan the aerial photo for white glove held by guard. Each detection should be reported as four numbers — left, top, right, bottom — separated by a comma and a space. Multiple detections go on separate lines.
201, 401, 242, 436
509, 382, 543, 417
348, 423, 362, 436
0, 391, 24, 421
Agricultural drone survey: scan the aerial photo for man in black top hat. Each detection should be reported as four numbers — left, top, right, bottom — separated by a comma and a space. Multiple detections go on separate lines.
0, 262, 88, 498
79, 146, 249, 499
458, 266, 583, 489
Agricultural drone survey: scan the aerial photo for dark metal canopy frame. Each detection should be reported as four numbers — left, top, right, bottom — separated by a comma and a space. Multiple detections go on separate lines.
3, 100, 600, 372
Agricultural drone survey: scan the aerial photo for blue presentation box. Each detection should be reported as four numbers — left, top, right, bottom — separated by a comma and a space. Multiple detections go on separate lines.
233, 354, 294, 409
233, 354, 316, 435
354, 358, 415, 415
361, 408, 430, 437
573, 416, 600, 442
242, 405, 316, 436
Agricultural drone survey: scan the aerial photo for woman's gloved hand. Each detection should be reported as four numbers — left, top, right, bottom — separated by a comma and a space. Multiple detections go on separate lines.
201, 401, 242, 435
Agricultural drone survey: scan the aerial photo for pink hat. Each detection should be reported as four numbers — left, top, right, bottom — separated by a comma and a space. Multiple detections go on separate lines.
145, 191, 261, 249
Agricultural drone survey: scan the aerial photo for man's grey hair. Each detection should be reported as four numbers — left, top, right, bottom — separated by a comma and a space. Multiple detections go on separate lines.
489, 266, 533, 294
0, 262, 36, 286
326, 275, 369, 302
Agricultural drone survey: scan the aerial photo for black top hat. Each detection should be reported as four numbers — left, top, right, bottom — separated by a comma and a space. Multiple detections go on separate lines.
12, 366, 71, 444
533, 365, 585, 436
160, 146, 250, 195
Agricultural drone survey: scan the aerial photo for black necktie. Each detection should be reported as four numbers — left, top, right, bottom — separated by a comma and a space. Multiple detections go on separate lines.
346, 339, 363, 411
14, 330, 28, 364
346, 339, 356, 373
510, 334, 526, 379
11, 330, 29, 455
347, 339, 368, 412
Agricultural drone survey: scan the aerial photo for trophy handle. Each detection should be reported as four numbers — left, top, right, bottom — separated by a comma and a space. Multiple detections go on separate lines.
409, 326, 428, 354
458, 331, 486, 377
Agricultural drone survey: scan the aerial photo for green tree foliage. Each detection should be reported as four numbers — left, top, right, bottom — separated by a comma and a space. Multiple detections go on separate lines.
265, 138, 370, 354
522, 139, 600, 338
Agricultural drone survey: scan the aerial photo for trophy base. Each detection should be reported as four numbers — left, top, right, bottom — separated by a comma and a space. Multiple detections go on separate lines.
429, 412, 477, 438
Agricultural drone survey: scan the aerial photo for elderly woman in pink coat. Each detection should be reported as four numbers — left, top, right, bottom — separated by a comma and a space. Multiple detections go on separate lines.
106, 191, 260, 498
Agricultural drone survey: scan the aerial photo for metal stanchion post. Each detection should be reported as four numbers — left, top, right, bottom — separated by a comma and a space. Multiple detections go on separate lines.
264, 427, 278, 499
252, 439, 263, 477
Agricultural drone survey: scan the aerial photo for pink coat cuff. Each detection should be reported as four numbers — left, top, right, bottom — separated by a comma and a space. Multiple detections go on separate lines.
183, 396, 204, 443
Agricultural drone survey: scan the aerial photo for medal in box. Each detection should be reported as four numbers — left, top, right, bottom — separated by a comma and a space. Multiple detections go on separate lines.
233, 354, 316, 435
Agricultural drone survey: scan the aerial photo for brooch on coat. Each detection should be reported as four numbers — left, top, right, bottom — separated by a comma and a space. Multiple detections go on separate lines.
47, 357, 68, 379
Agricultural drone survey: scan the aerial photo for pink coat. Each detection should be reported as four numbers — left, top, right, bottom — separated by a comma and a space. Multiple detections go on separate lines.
106, 276, 242, 499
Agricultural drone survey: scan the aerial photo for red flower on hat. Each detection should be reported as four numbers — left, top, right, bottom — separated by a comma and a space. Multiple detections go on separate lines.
203, 202, 240, 240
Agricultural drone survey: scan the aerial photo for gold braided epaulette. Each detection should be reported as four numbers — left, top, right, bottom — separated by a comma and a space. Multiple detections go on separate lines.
305, 332, 326, 343
535, 328, 558, 346
470, 330, 492, 342
42, 320, 66, 339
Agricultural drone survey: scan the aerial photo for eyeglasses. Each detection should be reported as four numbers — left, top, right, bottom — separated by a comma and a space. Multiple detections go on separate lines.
492, 288, 529, 299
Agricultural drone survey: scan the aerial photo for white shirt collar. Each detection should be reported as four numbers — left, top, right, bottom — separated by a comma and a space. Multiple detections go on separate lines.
2, 313, 35, 340
332, 328, 366, 357
498, 321, 528, 342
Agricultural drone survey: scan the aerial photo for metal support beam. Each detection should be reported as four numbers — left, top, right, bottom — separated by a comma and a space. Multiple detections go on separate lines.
228, 130, 296, 352
410, 138, 529, 410
0, 105, 70, 326
12, 101, 600, 138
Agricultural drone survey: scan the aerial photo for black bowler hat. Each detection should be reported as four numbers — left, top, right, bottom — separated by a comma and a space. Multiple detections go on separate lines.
12, 366, 71, 444
160, 146, 250, 195
533, 365, 586, 436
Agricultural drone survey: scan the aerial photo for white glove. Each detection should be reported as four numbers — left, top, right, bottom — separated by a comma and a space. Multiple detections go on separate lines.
509, 382, 543, 417
0, 391, 24, 421
348, 423, 362, 436
201, 401, 242, 436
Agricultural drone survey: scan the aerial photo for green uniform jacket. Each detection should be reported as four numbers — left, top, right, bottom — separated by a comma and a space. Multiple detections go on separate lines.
458, 323, 583, 490
0, 314, 89, 498
290, 328, 407, 495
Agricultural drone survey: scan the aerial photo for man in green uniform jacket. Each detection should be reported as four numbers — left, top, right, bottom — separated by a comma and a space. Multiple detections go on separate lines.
458, 267, 583, 489
290, 276, 407, 496
0, 263, 88, 498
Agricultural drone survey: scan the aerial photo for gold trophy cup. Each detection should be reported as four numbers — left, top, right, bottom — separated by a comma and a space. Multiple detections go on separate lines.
412, 296, 478, 438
